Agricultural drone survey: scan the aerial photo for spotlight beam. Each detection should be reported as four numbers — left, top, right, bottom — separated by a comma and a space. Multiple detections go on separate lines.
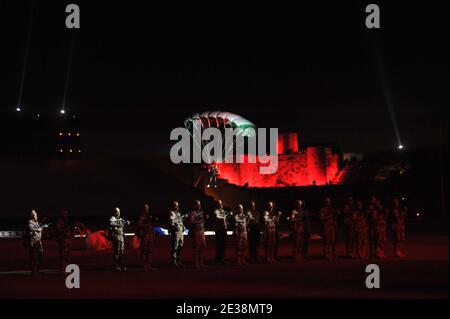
61, 32, 76, 109
376, 59, 402, 147
17, 1, 35, 109
370, 38, 403, 148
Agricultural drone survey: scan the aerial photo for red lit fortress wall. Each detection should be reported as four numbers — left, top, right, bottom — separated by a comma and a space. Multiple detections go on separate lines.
215, 162, 242, 185
239, 158, 276, 187
275, 153, 308, 186
326, 150, 339, 183
277, 132, 299, 154
216, 133, 340, 187
306, 146, 327, 185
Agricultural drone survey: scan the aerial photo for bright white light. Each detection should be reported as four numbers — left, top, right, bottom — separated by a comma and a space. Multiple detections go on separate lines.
398, 144, 404, 150
16, 107, 22, 112
60, 108, 66, 115
36, 114, 40, 117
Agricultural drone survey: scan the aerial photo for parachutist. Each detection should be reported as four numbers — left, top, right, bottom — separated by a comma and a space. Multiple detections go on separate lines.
352, 200, 368, 259
319, 198, 338, 260
289, 200, 310, 263
213, 199, 230, 263
389, 197, 407, 258
189, 200, 207, 269
247, 201, 261, 263
55, 209, 76, 273
137, 203, 157, 271
234, 204, 249, 265
170, 111, 279, 174
109, 207, 130, 271
25, 210, 49, 275
263, 202, 278, 263
169, 201, 186, 268
207, 162, 219, 188
342, 196, 355, 258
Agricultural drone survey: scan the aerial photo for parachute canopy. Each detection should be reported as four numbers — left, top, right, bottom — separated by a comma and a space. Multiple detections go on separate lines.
184, 111, 256, 136
183, 111, 257, 163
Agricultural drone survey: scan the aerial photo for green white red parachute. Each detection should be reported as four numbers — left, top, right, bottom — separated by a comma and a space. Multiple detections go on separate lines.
184, 111, 256, 162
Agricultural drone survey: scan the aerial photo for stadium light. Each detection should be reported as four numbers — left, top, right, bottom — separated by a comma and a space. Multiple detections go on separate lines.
16, 106, 22, 112
60, 108, 66, 115
398, 144, 404, 150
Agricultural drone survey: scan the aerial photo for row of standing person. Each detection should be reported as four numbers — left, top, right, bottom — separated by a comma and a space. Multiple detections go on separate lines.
170, 199, 289, 269
24, 196, 407, 274
320, 196, 407, 261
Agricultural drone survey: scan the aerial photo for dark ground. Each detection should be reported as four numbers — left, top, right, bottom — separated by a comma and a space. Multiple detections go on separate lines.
0, 223, 448, 299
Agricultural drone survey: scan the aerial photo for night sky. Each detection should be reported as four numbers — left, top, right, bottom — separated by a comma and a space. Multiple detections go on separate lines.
1, 1, 448, 156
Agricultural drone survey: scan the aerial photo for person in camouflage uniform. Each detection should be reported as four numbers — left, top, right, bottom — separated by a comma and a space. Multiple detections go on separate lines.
367, 196, 377, 257
246, 201, 261, 263
262, 201, 279, 263
213, 199, 231, 264
137, 203, 157, 271
367, 196, 387, 259
301, 202, 311, 259
169, 201, 186, 268
55, 209, 75, 273
234, 204, 249, 266
273, 202, 283, 261
319, 198, 337, 260
388, 197, 407, 258
352, 200, 368, 259
289, 200, 310, 263
189, 200, 208, 269
342, 196, 355, 258
109, 207, 130, 271
375, 198, 387, 257
26, 210, 49, 275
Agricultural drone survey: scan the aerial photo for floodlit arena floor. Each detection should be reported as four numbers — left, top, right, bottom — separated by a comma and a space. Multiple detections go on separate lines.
0, 226, 448, 299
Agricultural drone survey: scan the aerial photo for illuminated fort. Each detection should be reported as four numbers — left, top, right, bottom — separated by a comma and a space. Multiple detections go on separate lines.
215, 132, 341, 188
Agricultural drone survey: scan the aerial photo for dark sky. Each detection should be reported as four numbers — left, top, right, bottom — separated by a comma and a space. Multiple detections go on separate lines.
1, 1, 448, 155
